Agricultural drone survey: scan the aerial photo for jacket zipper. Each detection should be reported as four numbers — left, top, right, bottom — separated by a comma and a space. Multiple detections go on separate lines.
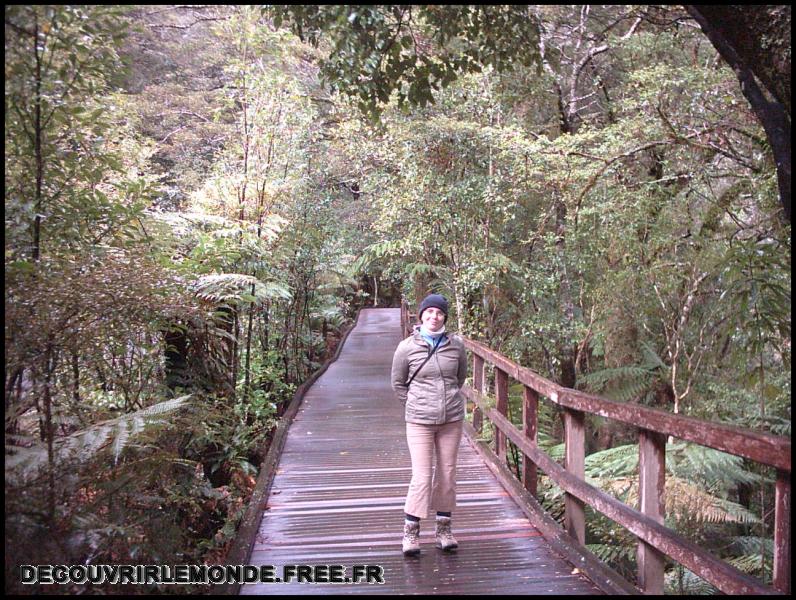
435, 351, 446, 423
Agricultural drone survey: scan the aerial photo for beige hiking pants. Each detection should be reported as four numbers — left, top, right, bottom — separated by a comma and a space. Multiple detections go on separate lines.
404, 419, 464, 519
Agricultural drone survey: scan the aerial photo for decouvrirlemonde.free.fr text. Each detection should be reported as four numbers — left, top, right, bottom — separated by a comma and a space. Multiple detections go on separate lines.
21, 564, 385, 585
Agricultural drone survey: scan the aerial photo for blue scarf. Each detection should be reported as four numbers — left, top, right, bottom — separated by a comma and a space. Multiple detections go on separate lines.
420, 325, 447, 349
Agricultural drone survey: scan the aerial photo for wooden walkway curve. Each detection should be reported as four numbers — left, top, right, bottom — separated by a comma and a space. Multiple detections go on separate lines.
240, 308, 603, 595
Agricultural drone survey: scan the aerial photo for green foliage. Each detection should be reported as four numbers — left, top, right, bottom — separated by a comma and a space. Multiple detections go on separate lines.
5, 5, 152, 261
236, 349, 295, 419
193, 273, 292, 306
578, 341, 669, 403
666, 442, 762, 489
6, 396, 190, 480
270, 5, 540, 121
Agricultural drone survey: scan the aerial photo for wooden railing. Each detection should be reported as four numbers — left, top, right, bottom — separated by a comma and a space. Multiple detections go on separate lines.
401, 301, 790, 595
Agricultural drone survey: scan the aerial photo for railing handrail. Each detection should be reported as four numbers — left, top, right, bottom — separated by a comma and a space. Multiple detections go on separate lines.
400, 299, 790, 594
462, 337, 790, 472
463, 384, 777, 595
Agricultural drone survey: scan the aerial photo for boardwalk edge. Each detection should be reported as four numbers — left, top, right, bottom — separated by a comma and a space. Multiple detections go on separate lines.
218, 308, 363, 595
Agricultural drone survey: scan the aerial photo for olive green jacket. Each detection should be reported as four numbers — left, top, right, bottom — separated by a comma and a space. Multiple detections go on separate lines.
391, 330, 468, 425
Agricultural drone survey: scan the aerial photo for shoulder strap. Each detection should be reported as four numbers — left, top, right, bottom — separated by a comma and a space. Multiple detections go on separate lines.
405, 336, 443, 387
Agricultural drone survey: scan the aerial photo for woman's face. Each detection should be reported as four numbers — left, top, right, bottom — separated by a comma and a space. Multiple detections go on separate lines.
421, 307, 445, 332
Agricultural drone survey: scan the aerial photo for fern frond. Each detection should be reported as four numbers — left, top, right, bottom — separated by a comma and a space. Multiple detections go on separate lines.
544, 442, 565, 462
639, 340, 668, 370
582, 445, 761, 526
350, 239, 408, 274
5, 395, 190, 482
591, 475, 636, 504
585, 443, 639, 478
726, 554, 766, 575
578, 365, 652, 401
404, 262, 437, 279
311, 304, 347, 328
193, 273, 292, 306
667, 442, 761, 488
112, 420, 130, 465
665, 476, 761, 525
743, 414, 791, 436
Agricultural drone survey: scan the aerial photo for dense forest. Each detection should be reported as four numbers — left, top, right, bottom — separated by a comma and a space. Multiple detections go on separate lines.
5, 5, 790, 594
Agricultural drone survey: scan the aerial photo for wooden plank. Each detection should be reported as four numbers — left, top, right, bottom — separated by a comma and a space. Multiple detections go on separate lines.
460, 337, 790, 472
522, 385, 538, 497
494, 366, 509, 462
472, 354, 484, 434
637, 429, 666, 595
462, 385, 781, 595
564, 408, 586, 545
774, 469, 791, 593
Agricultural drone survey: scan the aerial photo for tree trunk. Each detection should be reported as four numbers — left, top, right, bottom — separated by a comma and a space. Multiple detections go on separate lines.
5, 367, 23, 428
33, 14, 43, 262
685, 5, 791, 222
71, 351, 80, 406
232, 309, 240, 393
42, 343, 58, 525
163, 323, 189, 392
243, 294, 255, 399
555, 198, 577, 389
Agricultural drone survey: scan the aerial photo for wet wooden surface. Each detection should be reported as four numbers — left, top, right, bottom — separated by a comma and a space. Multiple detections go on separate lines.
241, 308, 602, 595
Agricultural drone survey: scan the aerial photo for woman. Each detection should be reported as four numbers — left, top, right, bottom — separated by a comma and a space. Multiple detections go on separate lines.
391, 293, 468, 556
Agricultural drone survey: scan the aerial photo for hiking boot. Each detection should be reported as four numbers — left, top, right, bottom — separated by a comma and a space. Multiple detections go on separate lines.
435, 516, 458, 552
402, 520, 421, 556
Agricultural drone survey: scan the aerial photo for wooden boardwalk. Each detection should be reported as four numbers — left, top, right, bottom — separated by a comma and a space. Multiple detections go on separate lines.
241, 308, 602, 595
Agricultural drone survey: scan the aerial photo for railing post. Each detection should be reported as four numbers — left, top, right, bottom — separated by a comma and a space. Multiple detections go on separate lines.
495, 367, 509, 462
472, 354, 484, 434
564, 407, 586, 544
637, 429, 667, 595
522, 385, 538, 497
774, 469, 791, 593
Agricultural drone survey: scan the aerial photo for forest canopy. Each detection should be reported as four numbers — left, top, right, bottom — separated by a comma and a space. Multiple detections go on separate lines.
5, 5, 790, 595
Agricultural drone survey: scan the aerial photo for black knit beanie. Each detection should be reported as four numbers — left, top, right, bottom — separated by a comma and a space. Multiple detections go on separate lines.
418, 294, 449, 323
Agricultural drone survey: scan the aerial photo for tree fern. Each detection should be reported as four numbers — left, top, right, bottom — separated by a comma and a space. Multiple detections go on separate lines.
585, 443, 639, 478
317, 265, 360, 294
5, 396, 190, 482
582, 442, 761, 525
666, 442, 761, 489
743, 414, 791, 437
404, 262, 437, 279
665, 476, 762, 526
578, 364, 655, 402
578, 340, 668, 402
578, 439, 764, 586
726, 553, 768, 576
350, 239, 409, 274
311, 303, 347, 328
193, 273, 292, 306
